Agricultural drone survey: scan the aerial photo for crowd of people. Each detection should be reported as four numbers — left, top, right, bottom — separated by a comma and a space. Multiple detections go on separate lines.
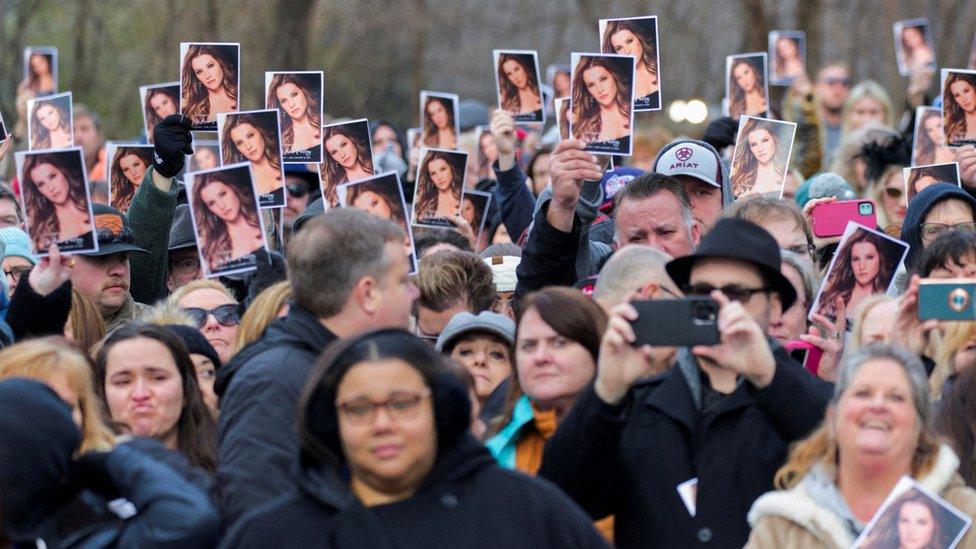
3, 18, 976, 549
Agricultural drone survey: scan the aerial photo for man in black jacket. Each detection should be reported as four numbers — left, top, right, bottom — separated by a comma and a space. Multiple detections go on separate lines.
217, 208, 419, 526
539, 218, 833, 548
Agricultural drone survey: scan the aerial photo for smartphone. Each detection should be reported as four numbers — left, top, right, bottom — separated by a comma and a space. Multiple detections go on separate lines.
784, 340, 823, 376
629, 298, 720, 347
810, 200, 877, 238
918, 279, 976, 320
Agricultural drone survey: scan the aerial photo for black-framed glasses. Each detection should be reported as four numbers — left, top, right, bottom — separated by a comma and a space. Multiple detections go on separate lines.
336, 389, 432, 425
3, 265, 31, 285
683, 283, 772, 303
181, 304, 241, 328
920, 222, 976, 242
883, 187, 903, 199
286, 184, 309, 198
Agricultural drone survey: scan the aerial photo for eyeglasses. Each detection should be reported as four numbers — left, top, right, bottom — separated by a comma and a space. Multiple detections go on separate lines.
883, 187, 903, 199
181, 304, 241, 328
336, 389, 432, 425
286, 184, 309, 198
820, 76, 852, 88
683, 283, 772, 303
920, 222, 976, 242
3, 266, 31, 285
784, 243, 817, 257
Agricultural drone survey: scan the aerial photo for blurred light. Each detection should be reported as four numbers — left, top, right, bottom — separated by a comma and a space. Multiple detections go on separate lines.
668, 100, 687, 123
685, 99, 708, 124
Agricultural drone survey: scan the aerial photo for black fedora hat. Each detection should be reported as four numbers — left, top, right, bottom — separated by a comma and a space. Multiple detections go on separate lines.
666, 217, 797, 310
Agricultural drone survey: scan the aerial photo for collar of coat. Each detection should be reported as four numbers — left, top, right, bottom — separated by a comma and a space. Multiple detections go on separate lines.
746, 444, 961, 547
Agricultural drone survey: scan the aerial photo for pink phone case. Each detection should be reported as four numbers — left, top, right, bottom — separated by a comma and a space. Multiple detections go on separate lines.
784, 340, 823, 376
810, 200, 877, 238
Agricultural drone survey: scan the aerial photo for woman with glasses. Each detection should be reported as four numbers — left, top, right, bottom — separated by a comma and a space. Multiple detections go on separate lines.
168, 279, 241, 367
220, 329, 608, 548
901, 183, 976, 272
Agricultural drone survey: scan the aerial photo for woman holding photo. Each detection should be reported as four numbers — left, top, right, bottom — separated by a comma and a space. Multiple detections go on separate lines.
266, 74, 321, 158
22, 153, 91, 251
30, 99, 71, 150
110, 147, 152, 213
497, 54, 543, 118
143, 87, 179, 144
26, 52, 55, 95
422, 96, 457, 149
944, 72, 976, 145
181, 44, 238, 126
773, 35, 804, 82
414, 150, 462, 225
602, 20, 660, 109
747, 345, 976, 548
322, 124, 374, 198
220, 113, 283, 204
345, 179, 407, 233
571, 56, 632, 147
731, 119, 786, 197
728, 57, 768, 120
915, 109, 955, 165
192, 170, 263, 273
816, 229, 894, 322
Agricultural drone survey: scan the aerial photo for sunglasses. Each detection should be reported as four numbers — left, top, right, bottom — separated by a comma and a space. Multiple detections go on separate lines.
821, 76, 852, 87
287, 184, 309, 198
181, 304, 241, 328
883, 187, 903, 199
683, 283, 772, 303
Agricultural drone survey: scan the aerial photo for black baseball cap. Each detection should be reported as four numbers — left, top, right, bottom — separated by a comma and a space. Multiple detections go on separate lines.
84, 203, 148, 256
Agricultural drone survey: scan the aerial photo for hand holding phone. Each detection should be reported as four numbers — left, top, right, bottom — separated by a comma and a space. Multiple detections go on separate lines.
918, 279, 976, 320
628, 298, 720, 347
784, 340, 823, 376
810, 199, 877, 238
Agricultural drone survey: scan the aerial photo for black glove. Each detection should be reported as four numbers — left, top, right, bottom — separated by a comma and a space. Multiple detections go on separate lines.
702, 117, 739, 152
245, 249, 288, 306
153, 114, 194, 178
71, 450, 121, 501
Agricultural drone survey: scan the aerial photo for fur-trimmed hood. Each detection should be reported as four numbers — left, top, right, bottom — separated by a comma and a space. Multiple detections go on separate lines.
747, 444, 962, 548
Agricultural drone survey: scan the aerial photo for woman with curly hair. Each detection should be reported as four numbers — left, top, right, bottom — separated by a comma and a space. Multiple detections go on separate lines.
731, 118, 786, 198
728, 56, 768, 120
21, 151, 92, 252
191, 168, 264, 275
421, 95, 457, 149
601, 18, 660, 110
220, 112, 284, 205
181, 44, 238, 129
914, 108, 955, 165
142, 85, 179, 144
29, 96, 71, 150
265, 73, 322, 161
571, 55, 632, 149
816, 229, 895, 322
496, 52, 543, 120
320, 122, 374, 207
413, 150, 463, 226
943, 71, 976, 146
109, 146, 153, 213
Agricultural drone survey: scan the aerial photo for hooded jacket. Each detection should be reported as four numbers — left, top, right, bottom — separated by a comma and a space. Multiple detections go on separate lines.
746, 445, 976, 548
900, 182, 976, 271
216, 303, 338, 526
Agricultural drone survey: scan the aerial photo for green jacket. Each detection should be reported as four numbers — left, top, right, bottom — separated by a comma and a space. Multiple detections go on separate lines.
127, 167, 179, 305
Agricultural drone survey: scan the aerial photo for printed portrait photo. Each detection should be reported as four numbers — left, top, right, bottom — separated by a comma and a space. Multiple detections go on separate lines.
188, 140, 220, 172
265, 71, 324, 163
23, 46, 58, 96
942, 69, 976, 147
894, 18, 936, 76
15, 147, 97, 256
27, 92, 73, 151
599, 15, 662, 111
338, 171, 418, 275
180, 42, 240, 131
140, 83, 180, 144
494, 50, 545, 123
729, 116, 797, 199
913, 106, 956, 165
412, 147, 467, 228
473, 125, 497, 182
904, 162, 961, 203
570, 52, 636, 156
106, 143, 154, 213
217, 109, 285, 208
186, 162, 268, 278
768, 30, 806, 86
726, 53, 769, 120
420, 91, 460, 150
461, 189, 492, 245
319, 118, 375, 209
855, 476, 972, 549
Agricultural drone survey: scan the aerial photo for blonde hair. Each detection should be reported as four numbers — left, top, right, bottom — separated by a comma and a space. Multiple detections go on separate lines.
847, 295, 896, 352
0, 337, 115, 452
932, 321, 976, 400
868, 165, 905, 232
167, 279, 236, 308
68, 290, 106, 356
841, 81, 895, 138
235, 281, 293, 352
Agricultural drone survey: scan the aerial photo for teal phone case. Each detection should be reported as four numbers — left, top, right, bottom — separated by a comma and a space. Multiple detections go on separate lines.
919, 281, 976, 321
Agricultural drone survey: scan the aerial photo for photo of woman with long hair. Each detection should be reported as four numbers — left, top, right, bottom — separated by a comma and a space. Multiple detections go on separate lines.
319, 119, 375, 208
339, 172, 409, 234
913, 107, 956, 165
555, 97, 570, 140
894, 19, 936, 76
140, 83, 179, 144
726, 54, 769, 120
942, 69, 976, 147
730, 116, 796, 198
812, 225, 907, 323
570, 53, 635, 155
16, 148, 96, 254
189, 141, 219, 172
600, 16, 661, 111
857, 486, 970, 549
768, 31, 805, 85
412, 148, 466, 227
108, 145, 153, 213
420, 92, 459, 150
494, 51, 544, 122
23, 47, 57, 95
218, 110, 284, 208
28, 92, 72, 151
905, 163, 961, 203
475, 126, 497, 181
188, 164, 266, 277
265, 71, 323, 162
180, 42, 239, 131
